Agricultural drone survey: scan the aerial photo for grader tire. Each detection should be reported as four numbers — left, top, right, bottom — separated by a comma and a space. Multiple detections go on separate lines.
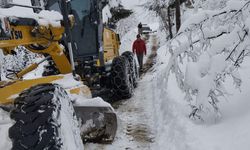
9, 83, 83, 150
122, 51, 139, 88
111, 56, 134, 99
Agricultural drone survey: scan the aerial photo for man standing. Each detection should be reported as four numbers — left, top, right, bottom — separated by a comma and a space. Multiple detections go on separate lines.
138, 22, 142, 35
132, 34, 147, 71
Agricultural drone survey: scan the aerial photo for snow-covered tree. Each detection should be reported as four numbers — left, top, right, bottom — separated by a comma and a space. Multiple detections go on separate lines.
145, 0, 189, 39
161, 0, 250, 122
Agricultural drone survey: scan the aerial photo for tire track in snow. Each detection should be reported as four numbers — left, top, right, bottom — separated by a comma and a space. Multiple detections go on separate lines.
84, 79, 155, 150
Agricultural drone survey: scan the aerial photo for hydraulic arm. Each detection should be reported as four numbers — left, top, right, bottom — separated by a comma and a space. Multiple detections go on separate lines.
0, 17, 71, 78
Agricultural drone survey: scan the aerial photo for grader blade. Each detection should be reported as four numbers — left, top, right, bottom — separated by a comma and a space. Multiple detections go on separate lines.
74, 106, 117, 143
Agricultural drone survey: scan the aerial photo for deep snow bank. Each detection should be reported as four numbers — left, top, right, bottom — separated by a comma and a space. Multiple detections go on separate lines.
151, 0, 250, 149
152, 42, 250, 150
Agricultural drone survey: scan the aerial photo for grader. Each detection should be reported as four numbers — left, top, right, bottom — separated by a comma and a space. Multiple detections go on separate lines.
0, 0, 138, 149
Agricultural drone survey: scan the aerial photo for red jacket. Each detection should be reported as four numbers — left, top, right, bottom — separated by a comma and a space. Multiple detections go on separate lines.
132, 39, 147, 55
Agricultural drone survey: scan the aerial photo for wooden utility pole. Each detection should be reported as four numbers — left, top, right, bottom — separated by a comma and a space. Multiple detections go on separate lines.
175, 0, 181, 32
167, 7, 173, 39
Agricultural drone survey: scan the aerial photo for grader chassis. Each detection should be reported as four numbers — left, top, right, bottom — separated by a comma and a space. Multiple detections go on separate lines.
0, 0, 139, 149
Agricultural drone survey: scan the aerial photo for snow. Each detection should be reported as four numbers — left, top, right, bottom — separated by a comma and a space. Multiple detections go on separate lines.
152, 0, 250, 149
102, 5, 112, 23
0, 109, 12, 150
107, 0, 250, 149
184, 53, 228, 110
52, 74, 84, 89
152, 50, 250, 150
187, 60, 250, 150
116, 0, 159, 64
0, 123, 11, 150
52, 74, 113, 108
74, 97, 113, 108
225, 0, 246, 10
0, 0, 63, 27
121, 0, 141, 9
102, 0, 122, 23
37, 10, 63, 27
1, 0, 250, 150
54, 87, 84, 150
85, 73, 156, 150
108, 0, 120, 8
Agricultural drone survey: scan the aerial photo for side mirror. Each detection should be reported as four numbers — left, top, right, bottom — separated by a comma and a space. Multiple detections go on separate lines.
0, 0, 13, 8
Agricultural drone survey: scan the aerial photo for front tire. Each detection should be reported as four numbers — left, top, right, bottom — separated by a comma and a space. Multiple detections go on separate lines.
9, 83, 83, 150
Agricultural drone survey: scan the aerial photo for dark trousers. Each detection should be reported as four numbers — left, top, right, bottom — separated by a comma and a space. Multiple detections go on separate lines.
138, 28, 142, 35
137, 53, 144, 70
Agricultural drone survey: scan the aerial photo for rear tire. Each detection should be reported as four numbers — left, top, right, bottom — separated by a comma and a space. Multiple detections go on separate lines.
111, 56, 134, 99
122, 51, 139, 87
9, 83, 83, 150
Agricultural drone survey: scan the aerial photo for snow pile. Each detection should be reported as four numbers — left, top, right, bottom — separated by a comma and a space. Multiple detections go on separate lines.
184, 53, 228, 121
54, 87, 84, 150
0, 0, 62, 27
102, 5, 112, 23
0, 109, 12, 150
102, 0, 121, 23
151, 44, 189, 149
53, 74, 86, 90
111, 0, 121, 7
152, 0, 250, 149
36, 10, 62, 27
53, 74, 113, 107
74, 97, 113, 108
199, 0, 236, 10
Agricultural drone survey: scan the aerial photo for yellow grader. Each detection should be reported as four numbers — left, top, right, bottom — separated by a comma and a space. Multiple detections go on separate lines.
0, 0, 139, 149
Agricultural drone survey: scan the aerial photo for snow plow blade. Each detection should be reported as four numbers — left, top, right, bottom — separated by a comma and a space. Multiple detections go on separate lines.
74, 106, 117, 143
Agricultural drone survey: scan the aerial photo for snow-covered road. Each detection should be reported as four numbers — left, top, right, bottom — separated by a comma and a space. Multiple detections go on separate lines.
85, 72, 156, 150
84, 1, 161, 149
